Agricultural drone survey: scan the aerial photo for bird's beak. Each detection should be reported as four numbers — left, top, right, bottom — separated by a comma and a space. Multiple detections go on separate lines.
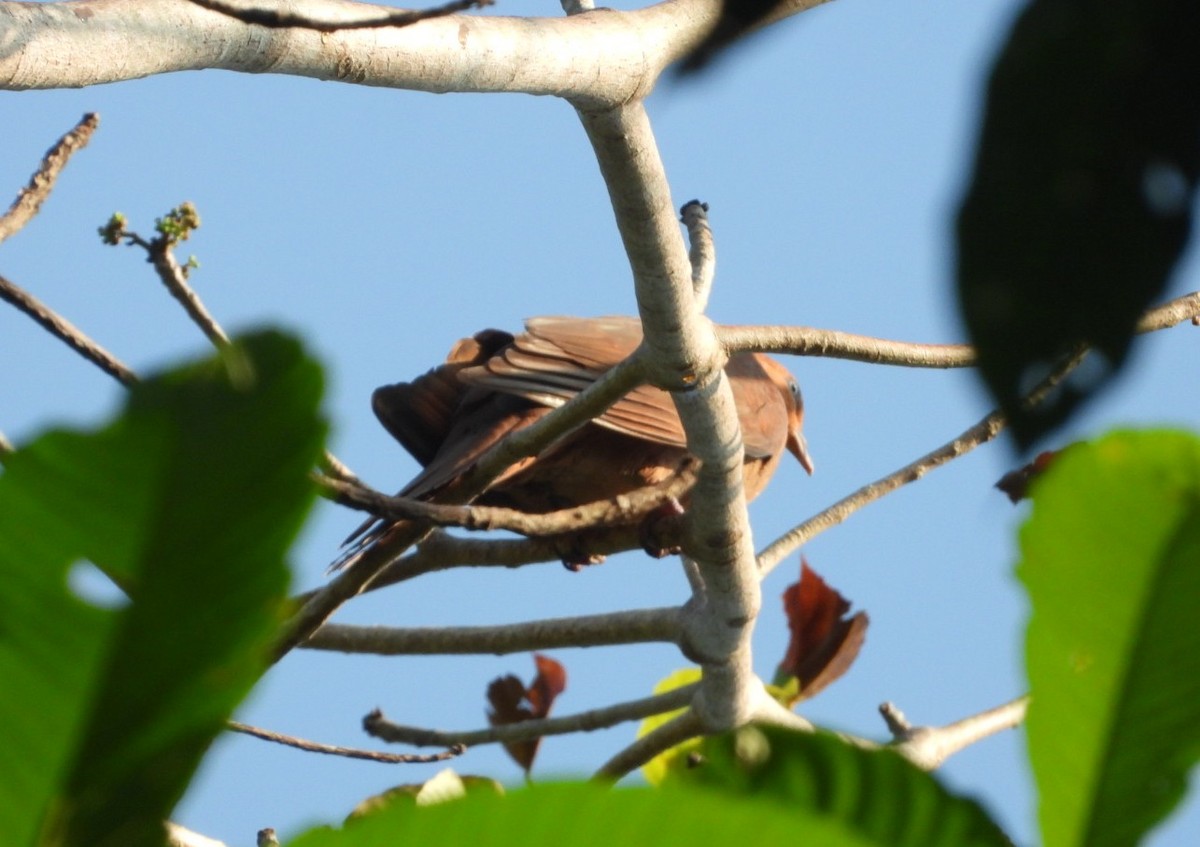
787, 430, 815, 475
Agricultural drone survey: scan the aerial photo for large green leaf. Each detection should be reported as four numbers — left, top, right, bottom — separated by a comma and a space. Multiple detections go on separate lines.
1020, 430, 1200, 847
0, 331, 324, 847
287, 780, 877, 847
684, 726, 1011, 847
287, 724, 1010, 847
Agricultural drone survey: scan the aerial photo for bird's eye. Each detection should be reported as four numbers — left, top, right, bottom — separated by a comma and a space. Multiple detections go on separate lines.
788, 379, 802, 403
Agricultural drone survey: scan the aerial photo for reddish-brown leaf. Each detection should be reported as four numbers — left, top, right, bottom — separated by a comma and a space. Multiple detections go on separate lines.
995, 449, 1061, 503
485, 653, 567, 773
777, 559, 868, 701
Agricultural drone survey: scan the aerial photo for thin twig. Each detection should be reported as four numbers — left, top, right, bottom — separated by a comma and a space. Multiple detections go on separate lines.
0, 113, 99, 245
188, 0, 492, 31
318, 462, 696, 537
227, 720, 465, 763
757, 409, 1007, 576
0, 273, 138, 386
755, 290, 1200, 575
130, 225, 361, 481
145, 241, 230, 348
301, 606, 682, 654
364, 684, 696, 747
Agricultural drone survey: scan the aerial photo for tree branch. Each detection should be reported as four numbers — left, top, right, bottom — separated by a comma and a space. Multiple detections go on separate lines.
0, 272, 138, 387
883, 695, 1029, 770
756, 290, 1200, 576
0, 0, 831, 108
318, 461, 695, 536
227, 720, 465, 763
301, 606, 683, 654
592, 707, 703, 782
364, 684, 696, 747
188, 0, 492, 31
0, 112, 99, 244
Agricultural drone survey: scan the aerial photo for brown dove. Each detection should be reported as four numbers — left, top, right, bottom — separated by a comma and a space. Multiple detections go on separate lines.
341, 316, 812, 567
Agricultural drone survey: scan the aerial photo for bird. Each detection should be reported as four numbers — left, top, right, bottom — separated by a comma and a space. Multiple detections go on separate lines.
339, 315, 812, 568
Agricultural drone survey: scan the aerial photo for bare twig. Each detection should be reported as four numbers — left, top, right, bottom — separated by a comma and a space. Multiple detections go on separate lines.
188, 0, 492, 31
364, 684, 697, 747
227, 720, 465, 763
757, 409, 1007, 576
755, 291, 1200, 575
301, 606, 682, 654
318, 461, 696, 537
117, 217, 362, 481
885, 695, 1029, 770
0, 113, 99, 245
0, 273, 138, 387
146, 241, 230, 348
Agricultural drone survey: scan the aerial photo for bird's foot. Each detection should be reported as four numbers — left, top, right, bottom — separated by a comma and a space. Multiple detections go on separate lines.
555, 537, 606, 572
639, 498, 685, 558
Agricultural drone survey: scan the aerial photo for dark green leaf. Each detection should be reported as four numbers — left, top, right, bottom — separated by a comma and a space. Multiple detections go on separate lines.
0, 331, 324, 847
1020, 430, 1200, 847
956, 0, 1200, 449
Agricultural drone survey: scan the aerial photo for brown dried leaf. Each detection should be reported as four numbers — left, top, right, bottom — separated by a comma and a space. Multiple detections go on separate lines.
777, 559, 868, 702
485, 653, 567, 773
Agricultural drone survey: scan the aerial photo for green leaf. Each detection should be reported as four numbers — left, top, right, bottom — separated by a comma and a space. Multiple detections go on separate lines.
636, 667, 701, 784
0, 331, 324, 847
1020, 430, 1200, 847
287, 781, 877, 847
683, 726, 1012, 847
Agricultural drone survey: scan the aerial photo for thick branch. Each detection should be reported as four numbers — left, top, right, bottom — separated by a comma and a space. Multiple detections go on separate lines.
0, 0, 831, 108
188, 0, 490, 31
580, 103, 761, 732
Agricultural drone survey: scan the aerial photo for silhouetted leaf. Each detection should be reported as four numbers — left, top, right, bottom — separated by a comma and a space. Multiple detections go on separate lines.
957, 0, 1200, 449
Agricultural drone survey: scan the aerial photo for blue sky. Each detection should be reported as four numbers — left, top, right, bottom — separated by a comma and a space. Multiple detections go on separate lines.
2, 0, 1197, 844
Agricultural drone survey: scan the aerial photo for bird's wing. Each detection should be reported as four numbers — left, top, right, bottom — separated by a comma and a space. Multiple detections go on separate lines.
370, 329, 514, 466
461, 315, 691, 449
